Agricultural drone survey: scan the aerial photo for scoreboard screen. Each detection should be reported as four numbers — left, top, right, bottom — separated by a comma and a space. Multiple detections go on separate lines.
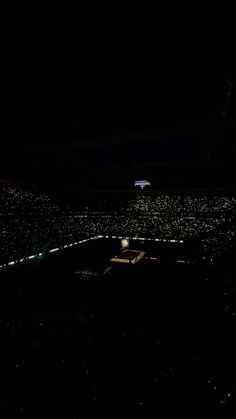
134, 180, 150, 189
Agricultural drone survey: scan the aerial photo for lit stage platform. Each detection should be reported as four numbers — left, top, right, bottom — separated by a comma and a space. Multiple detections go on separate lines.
110, 249, 145, 264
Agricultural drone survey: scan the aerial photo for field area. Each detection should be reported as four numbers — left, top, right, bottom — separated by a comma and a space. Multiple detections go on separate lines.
0, 238, 235, 417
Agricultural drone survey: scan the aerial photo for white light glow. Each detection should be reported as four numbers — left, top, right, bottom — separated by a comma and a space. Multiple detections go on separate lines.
121, 239, 129, 249
49, 248, 59, 253
134, 180, 151, 189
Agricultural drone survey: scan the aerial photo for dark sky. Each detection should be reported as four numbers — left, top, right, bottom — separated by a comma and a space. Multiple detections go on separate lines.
0, 6, 235, 182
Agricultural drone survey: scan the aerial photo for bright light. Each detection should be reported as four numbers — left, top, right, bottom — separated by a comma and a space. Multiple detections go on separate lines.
134, 180, 151, 189
49, 248, 59, 253
121, 239, 129, 248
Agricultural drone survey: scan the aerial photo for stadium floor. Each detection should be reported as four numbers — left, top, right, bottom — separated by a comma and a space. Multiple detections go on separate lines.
0, 239, 235, 417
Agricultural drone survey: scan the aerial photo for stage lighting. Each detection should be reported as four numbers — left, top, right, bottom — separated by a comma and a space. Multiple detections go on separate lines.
121, 239, 129, 248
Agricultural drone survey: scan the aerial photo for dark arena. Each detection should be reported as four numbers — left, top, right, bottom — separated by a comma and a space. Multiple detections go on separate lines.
0, 183, 235, 417
1, 5, 236, 418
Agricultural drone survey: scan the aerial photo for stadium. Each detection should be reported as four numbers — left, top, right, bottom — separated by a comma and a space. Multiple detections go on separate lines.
1, 4, 236, 417
0, 179, 235, 416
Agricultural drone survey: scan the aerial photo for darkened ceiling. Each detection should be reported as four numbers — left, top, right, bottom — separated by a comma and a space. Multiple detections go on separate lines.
0, 6, 235, 185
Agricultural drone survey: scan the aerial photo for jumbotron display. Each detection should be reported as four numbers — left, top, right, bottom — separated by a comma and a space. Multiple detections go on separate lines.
134, 180, 150, 189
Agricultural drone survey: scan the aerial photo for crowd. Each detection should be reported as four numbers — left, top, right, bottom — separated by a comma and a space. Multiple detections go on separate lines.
125, 194, 236, 215
0, 184, 235, 265
0, 184, 235, 416
0, 317, 235, 416
72, 192, 236, 215
0, 269, 235, 416
0, 183, 59, 215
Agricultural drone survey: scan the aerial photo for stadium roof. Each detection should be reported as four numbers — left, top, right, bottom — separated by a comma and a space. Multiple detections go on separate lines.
0, 6, 235, 187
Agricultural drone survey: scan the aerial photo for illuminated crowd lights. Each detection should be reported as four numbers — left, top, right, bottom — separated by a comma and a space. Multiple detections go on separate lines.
1, 183, 235, 268
0, 187, 234, 268
126, 193, 236, 214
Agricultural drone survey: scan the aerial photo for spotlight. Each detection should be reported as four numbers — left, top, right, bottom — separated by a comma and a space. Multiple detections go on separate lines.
121, 239, 129, 248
